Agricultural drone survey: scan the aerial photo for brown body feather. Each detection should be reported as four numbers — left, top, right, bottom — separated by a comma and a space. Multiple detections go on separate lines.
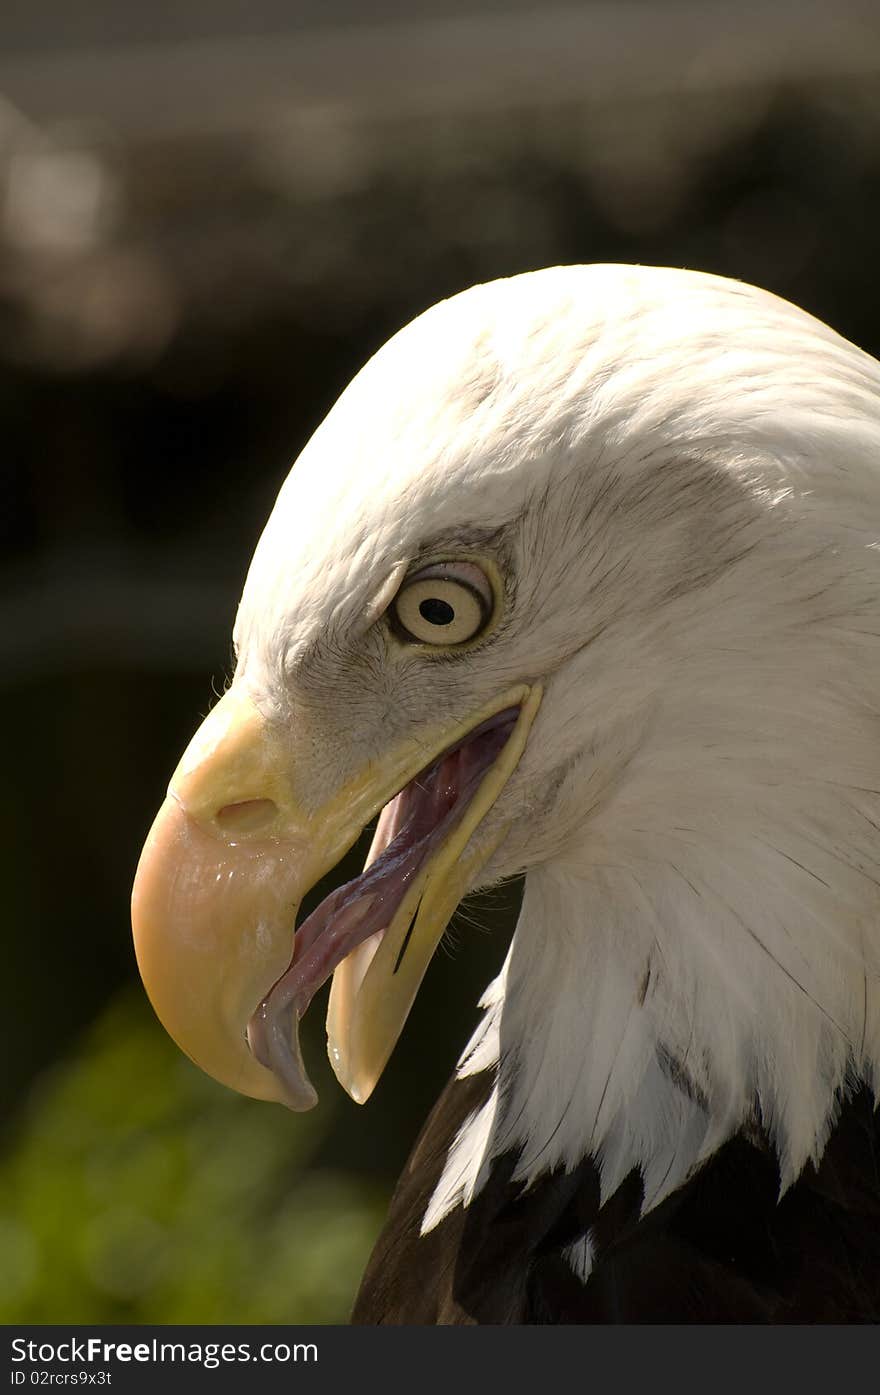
354, 1072, 880, 1323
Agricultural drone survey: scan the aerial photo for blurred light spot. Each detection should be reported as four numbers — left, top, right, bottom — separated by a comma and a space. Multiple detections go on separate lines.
258, 107, 367, 201
10, 250, 179, 370
5, 142, 119, 255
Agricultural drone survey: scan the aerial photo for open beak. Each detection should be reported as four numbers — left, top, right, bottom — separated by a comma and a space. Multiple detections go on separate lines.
131, 680, 542, 1110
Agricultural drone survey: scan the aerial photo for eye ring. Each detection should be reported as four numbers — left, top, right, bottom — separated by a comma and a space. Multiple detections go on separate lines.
389, 561, 495, 647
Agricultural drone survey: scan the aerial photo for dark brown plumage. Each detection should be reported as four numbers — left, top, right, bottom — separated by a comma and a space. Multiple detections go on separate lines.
354, 1075, 880, 1323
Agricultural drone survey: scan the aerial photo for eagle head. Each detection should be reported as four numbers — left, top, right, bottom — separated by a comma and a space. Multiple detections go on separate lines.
132, 265, 880, 1211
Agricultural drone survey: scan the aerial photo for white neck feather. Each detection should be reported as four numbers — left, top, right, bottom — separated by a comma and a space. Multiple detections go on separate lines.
424, 564, 880, 1233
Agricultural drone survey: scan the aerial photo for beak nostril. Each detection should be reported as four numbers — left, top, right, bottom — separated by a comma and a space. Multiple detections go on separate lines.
215, 798, 279, 834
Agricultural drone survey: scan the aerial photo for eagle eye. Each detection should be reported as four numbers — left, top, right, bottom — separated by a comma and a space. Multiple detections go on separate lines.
390, 561, 494, 647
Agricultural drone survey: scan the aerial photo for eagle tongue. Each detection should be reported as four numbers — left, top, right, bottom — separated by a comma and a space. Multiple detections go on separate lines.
245, 746, 464, 1110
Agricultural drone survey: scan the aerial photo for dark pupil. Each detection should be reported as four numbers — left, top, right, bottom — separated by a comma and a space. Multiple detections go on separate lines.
419, 597, 455, 626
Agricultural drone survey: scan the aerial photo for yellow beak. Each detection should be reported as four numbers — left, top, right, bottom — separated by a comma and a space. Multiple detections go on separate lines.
131, 681, 542, 1109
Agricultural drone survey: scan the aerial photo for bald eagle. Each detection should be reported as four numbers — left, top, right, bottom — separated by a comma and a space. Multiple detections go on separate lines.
132, 265, 880, 1322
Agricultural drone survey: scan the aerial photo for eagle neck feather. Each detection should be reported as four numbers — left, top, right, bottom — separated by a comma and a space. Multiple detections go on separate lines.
424, 784, 880, 1233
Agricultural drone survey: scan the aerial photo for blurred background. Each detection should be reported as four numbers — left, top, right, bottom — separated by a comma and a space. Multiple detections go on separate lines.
3, 0, 880, 1323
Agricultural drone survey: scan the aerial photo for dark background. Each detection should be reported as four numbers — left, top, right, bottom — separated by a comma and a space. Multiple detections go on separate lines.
2, 0, 880, 1321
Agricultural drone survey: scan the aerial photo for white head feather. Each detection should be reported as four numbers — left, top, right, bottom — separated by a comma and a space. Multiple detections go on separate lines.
232, 265, 880, 1229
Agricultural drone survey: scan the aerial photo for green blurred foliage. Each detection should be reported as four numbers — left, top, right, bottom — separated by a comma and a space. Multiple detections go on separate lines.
0, 992, 385, 1323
